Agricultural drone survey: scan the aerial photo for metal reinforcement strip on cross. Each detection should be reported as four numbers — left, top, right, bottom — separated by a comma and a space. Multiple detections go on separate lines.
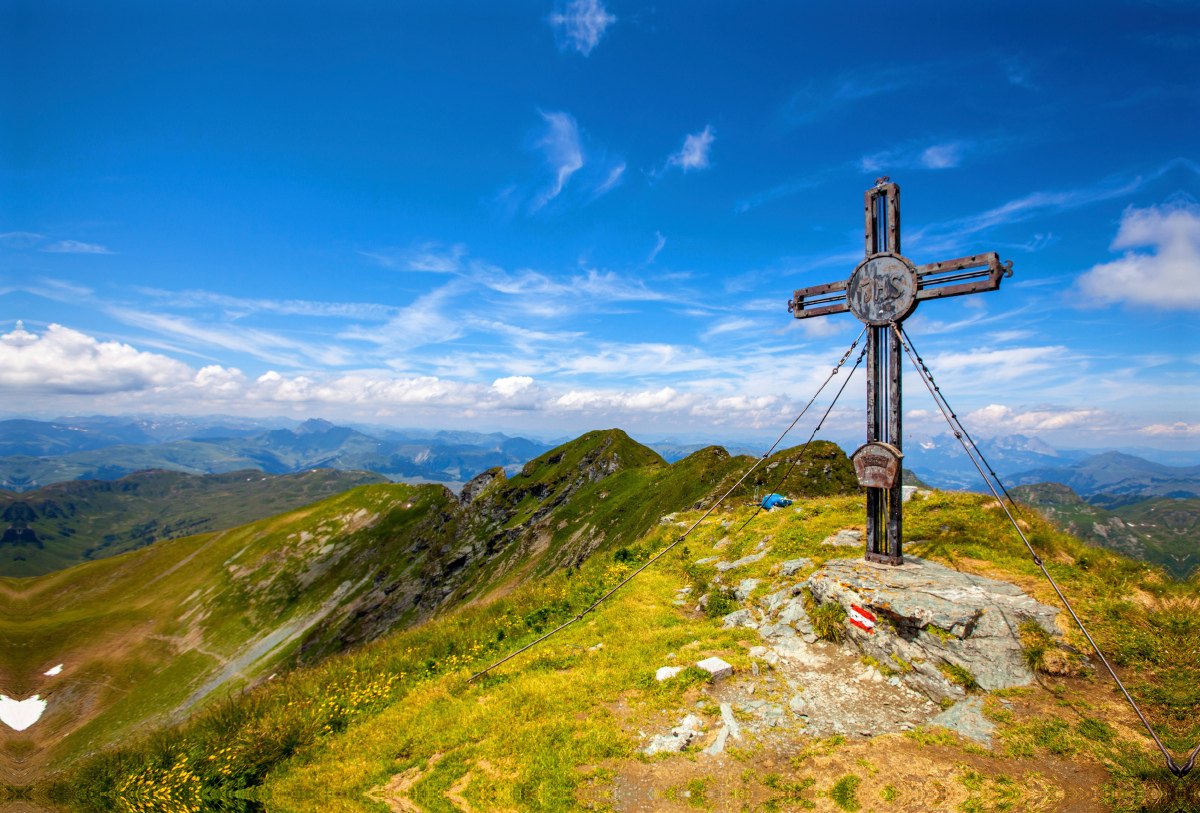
893, 323, 1199, 778
466, 327, 868, 684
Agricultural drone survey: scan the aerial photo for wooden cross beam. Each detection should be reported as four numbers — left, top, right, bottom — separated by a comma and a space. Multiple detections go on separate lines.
787, 179, 1013, 565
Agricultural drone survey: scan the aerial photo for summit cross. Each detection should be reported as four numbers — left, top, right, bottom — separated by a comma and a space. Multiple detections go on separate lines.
787, 178, 1013, 566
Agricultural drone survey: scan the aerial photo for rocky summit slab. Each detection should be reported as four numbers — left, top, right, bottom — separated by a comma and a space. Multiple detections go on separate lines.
807, 556, 1061, 701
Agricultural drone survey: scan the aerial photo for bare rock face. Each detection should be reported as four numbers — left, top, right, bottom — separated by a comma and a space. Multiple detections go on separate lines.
806, 556, 1060, 702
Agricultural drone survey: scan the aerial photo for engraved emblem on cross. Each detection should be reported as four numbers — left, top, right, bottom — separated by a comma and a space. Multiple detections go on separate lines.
787, 178, 1013, 565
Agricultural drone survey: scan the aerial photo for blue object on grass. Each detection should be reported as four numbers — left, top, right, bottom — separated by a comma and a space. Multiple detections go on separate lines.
761, 493, 792, 510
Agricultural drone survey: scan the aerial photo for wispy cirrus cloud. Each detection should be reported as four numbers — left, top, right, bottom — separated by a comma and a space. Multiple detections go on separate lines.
903, 158, 1200, 257
859, 140, 972, 173
548, 0, 617, 56
41, 240, 116, 254
530, 110, 585, 211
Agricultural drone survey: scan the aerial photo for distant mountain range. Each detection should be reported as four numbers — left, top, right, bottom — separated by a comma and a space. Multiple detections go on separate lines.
1005, 452, 1200, 499
0, 468, 387, 577
0, 417, 555, 492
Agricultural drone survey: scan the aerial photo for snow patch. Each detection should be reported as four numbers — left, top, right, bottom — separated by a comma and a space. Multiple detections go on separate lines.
0, 695, 47, 731
44, 664, 63, 676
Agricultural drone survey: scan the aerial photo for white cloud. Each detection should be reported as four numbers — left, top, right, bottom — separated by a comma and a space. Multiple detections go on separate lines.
962, 404, 1111, 433
920, 141, 966, 169
0, 322, 195, 394
1076, 200, 1200, 310
529, 110, 585, 212
548, 0, 617, 56
667, 126, 715, 173
41, 240, 115, 254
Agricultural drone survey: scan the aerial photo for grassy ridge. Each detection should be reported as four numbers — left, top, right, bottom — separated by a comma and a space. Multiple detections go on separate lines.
4, 430, 862, 787
0, 468, 389, 577
47, 490, 1199, 812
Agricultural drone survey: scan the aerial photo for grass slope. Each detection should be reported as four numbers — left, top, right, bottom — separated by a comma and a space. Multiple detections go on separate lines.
47, 490, 1198, 813
0, 468, 389, 578
3, 429, 862, 787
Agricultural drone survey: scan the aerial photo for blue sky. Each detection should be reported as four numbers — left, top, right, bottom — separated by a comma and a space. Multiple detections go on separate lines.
2, 0, 1198, 447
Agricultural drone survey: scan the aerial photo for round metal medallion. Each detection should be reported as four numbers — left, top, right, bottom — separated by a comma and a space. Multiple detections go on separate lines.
846, 253, 918, 325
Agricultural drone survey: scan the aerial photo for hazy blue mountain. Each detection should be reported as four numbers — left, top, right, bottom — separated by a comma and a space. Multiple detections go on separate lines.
0, 422, 554, 492
0, 419, 157, 456
1006, 452, 1200, 498
901, 433, 1092, 490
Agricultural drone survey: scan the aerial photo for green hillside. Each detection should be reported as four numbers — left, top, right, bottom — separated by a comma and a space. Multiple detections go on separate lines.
1012, 483, 1199, 580
0, 429, 860, 786
0, 468, 389, 578
45, 476, 1198, 813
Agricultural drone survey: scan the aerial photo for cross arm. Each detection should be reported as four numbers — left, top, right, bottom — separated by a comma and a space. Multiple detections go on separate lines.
915, 252, 1013, 302
788, 279, 849, 320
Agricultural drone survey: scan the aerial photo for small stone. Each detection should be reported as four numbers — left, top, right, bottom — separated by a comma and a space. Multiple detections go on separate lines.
713, 536, 730, 550
902, 486, 919, 503
720, 702, 742, 741
696, 656, 734, 681
722, 609, 757, 629
588, 643, 604, 651
748, 700, 765, 709
888, 675, 901, 686
704, 726, 730, 755
656, 666, 684, 682
751, 661, 759, 677
789, 695, 806, 712
667, 652, 676, 659
748, 645, 769, 658
871, 668, 884, 683
747, 683, 756, 694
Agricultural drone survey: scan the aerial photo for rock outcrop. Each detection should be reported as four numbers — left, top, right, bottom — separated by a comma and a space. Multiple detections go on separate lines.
806, 556, 1061, 701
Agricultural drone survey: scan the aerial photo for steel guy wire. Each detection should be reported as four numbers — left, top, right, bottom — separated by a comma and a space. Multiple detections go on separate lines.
467, 326, 867, 683
897, 327, 1029, 515
893, 323, 1197, 778
728, 344, 868, 538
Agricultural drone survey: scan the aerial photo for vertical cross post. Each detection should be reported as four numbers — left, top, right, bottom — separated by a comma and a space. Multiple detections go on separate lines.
863, 182, 903, 565
787, 179, 1013, 566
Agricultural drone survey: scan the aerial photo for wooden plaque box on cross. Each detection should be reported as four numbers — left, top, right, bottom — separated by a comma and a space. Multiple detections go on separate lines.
787, 179, 1013, 565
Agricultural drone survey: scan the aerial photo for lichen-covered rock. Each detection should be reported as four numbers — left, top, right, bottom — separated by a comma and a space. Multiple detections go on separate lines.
734, 578, 762, 601
722, 608, 757, 629
806, 556, 1060, 702
777, 557, 813, 577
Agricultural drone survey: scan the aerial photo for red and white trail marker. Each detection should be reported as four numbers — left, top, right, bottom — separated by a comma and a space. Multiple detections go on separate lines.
849, 604, 876, 633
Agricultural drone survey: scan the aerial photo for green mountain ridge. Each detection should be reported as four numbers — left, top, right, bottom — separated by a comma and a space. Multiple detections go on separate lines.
1011, 482, 1199, 579
0, 429, 859, 785
0, 468, 389, 578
